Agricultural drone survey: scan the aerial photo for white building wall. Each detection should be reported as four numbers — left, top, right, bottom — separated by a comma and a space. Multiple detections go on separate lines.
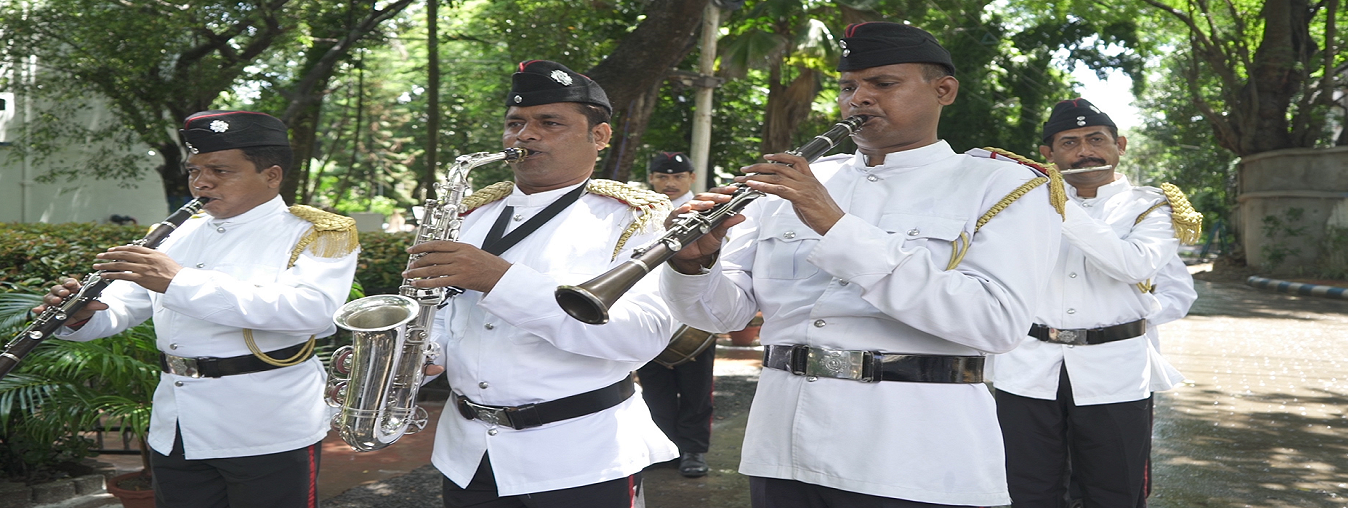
0, 90, 169, 225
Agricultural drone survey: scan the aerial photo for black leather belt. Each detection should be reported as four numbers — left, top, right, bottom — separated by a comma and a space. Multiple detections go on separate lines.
159, 342, 311, 378
762, 345, 984, 383
455, 375, 636, 431
1029, 319, 1147, 346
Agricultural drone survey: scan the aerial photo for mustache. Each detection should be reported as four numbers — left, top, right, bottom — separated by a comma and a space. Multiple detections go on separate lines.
1071, 158, 1108, 169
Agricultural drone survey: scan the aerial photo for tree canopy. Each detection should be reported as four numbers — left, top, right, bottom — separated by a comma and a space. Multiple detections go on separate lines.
5, 0, 1298, 225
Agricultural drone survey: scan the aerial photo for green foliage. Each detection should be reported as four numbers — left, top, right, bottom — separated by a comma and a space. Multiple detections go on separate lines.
354, 232, 416, 295
0, 224, 147, 288
0, 290, 158, 483
1318, 226, 1348, 280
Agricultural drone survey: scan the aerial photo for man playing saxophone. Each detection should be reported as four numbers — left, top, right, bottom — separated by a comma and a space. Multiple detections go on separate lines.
405, 60, 678, 507
660, 22, 1062, 507
36, 110, 358, 508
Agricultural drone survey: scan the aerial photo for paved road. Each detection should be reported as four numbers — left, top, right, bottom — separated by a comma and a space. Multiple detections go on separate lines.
322, 276, 1348, 508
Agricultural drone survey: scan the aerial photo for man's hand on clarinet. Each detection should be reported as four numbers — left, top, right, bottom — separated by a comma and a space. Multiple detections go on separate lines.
667, 185, 746, 275
737, 152, 845, 235
33, 278, 107, 328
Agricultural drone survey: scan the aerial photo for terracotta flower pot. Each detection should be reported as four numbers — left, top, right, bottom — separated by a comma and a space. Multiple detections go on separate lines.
106, 471, 155, 508
728, 312, 764, 347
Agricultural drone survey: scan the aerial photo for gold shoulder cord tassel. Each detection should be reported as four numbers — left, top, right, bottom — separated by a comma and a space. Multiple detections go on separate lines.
1132, 183, 1203, 293
244, 205, 360, 367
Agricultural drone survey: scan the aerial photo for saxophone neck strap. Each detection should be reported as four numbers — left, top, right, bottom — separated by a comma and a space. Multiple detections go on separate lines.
481, 182, 589, 256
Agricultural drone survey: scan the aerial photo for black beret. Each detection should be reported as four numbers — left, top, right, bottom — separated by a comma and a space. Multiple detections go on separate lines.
649, 152, 693, 174
1042, 98, 1117, 144
180, 110, 290, 155
507, 60, 612, 115
837, 22, 955, 76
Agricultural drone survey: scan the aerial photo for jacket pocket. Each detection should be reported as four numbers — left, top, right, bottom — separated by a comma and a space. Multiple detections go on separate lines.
753, 215, 823, 279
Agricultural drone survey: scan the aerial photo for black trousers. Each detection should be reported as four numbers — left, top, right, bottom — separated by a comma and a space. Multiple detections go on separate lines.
442, 453, 644, 508
749, 477, 988, 508
996, 367, 1152, 508
150, 427, 321, 508
636, 343, 715, 453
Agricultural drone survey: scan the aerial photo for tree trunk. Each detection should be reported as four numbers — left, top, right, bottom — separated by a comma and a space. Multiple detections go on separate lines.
588, 0, 710, 182
154, 142, 192, 213
761, 65, 819, 154
424, 0, 441, 200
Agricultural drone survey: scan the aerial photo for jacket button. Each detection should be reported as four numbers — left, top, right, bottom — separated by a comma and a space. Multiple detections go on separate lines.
806, 376, 818, 382
487, 429, 498, 436
866, 175, 879, 182
813, 319, 826, 327
478, 381, 489, 389
1069, 272, 1077, 278
907, 229, 920, 236
174, 381, 184, 387
1067, 308, 1077, 314
169, 343, 179, 350
783, 231, 796, 239
216, 226, 226, 233
484, 323, 495, 330
196, 263, 205, 268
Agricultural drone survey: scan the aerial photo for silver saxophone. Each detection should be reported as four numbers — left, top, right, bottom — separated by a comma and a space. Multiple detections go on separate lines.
326, 148, 528, 451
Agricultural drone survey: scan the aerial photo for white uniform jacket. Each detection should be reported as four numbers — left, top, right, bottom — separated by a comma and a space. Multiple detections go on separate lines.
429, 182, 678, 496
58, 196, 357, 459
991, 176, 1181, 405
660, 141, 1062, 506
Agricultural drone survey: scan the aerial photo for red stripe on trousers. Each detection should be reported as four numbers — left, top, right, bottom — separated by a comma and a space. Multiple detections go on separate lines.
307, 445, 317, 508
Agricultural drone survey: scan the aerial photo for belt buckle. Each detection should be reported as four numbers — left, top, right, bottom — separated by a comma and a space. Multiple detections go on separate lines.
462, 399, 513, 429
1047, 328, 1083, 345
804, 347, 871, 381
164, 355, 202, 378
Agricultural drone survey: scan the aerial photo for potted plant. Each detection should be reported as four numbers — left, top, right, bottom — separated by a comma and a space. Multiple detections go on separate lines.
0, 287, 160, 507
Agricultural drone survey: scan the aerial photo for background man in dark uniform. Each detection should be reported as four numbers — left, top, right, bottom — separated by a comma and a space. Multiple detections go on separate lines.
639, 151, 715, 478
38, 110, 359, 508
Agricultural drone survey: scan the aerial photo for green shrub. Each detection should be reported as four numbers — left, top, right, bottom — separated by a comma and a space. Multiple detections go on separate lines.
0, 223, 412, 295
0, 223, 145, 288
355, 231, 414, 295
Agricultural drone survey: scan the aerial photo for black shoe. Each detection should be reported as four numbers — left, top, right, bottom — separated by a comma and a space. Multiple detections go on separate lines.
678, 452, 708, 478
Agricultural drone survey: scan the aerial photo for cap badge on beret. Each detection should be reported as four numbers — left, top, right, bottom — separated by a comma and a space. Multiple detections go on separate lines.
210, 120, 229, 133
840, 40, 850, 57
1077, 116, 1086, 126
514, 95, 523, 103
550, 70, 573, 86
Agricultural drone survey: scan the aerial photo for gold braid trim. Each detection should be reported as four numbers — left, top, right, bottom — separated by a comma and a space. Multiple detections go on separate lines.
584, 179, 672, 259
945, 178, 1048, 270
1131, 184, 1203, 245
461, 181, 517, 212
981, 147, 1067, 218
1161, 182, 1203, 245
243, 329, 316, 367
287, 205, 358, 269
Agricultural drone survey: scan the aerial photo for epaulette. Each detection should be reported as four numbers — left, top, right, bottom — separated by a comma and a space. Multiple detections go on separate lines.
584, 179, 672, 259
462, 181, 517, 214
1134, 183, 1203, 245
456, 180, 672, 259
287, 205, 359, 269
971, 147, 1067, 218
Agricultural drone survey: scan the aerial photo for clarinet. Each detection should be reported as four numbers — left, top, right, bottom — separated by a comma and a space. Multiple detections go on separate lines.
0, 197, 211, 380
554, 116, 868, 324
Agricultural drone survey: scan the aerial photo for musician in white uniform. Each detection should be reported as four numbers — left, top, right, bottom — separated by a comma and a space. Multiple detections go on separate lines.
991, 98, 1195, 508
40, 110, 358, 508
661, 22, 1062, 507
639, 151, 715, 478
405, 60, 678, 508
